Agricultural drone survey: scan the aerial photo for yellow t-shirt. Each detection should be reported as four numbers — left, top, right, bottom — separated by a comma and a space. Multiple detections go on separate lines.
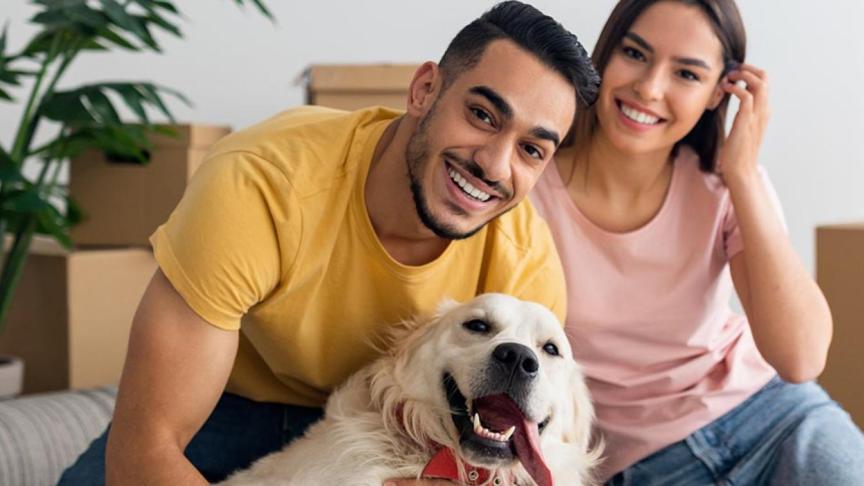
150, 106, 566, 407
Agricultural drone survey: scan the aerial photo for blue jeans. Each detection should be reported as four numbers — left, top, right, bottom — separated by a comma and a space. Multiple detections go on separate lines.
606, 377, 864, 485
58, 392, 324, 485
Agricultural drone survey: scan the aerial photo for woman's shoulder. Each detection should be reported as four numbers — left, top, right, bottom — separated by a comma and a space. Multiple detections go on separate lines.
674, 145, 728, 197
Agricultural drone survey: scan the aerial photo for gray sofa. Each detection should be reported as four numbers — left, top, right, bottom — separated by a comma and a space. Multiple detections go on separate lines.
0, 387, 115, 486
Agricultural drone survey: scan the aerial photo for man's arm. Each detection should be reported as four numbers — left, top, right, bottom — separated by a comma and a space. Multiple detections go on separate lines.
106, 269, 239, 485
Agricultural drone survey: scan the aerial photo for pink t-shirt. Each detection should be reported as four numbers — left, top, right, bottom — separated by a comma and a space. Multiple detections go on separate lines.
530, 147, 780, 479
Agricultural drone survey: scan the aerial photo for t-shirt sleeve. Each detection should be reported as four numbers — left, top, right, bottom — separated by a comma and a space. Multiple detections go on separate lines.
722, 166, 787, 259
149, 151, 293, 330
495, 214, 568, 325
516, 256, 568, 325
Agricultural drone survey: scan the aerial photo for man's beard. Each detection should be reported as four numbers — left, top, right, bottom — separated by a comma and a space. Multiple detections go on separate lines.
405, 104, 487, 241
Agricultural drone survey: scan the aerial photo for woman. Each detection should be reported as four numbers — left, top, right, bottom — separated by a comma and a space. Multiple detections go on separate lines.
525, 0, 864, 484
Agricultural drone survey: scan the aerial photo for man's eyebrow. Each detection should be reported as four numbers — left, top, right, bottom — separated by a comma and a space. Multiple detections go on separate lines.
469, 86, 513, 119
532, 127, 561, 148
470, 86, 561, 147
624, 32, 712, 70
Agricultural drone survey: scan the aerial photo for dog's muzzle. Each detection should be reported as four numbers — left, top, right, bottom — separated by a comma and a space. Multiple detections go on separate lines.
485, 343, 539, 405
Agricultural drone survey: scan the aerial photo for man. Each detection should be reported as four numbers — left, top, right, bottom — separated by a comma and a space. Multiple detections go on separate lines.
59, 2, 599, 484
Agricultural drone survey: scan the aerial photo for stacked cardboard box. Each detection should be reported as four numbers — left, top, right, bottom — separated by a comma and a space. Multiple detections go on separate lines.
0, 125, 229, 394
0, 238, 156, 393
816, 223, 864, 429
2, 63, 423, 394
70, 125, 231, 246
306, 64, 419, 111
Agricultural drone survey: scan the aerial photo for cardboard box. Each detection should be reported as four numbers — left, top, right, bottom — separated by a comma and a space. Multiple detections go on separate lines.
70, 124, 230, 247
816, 223, 864, 428
0, 238, 157, 393
306, 64, 419, 111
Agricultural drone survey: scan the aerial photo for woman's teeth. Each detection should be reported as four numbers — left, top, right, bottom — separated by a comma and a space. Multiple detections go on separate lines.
620, 103, 661, 125
448, 168, 491, 202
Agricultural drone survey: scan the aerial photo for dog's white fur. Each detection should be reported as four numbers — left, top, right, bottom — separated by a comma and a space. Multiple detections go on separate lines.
220, 294, 600, 485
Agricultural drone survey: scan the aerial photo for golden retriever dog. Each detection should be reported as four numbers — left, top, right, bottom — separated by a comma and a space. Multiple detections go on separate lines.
220, 293, 599, 485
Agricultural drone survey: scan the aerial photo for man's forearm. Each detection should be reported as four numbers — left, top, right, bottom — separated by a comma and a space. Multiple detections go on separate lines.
106, 439, 208, 486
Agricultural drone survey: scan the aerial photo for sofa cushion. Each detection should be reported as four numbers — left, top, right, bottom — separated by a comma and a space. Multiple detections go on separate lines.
0, 387, 116, 486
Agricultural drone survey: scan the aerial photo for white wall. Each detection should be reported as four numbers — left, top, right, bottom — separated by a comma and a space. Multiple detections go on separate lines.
1, 1, 862, 273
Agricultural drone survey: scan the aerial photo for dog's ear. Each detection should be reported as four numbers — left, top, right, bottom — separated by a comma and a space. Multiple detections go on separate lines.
563, 364, 595, 451
435, 297, 460, 316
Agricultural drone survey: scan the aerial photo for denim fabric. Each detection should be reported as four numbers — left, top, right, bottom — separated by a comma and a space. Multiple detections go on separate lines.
57, 392, 324, 485
606, 377, 864, 485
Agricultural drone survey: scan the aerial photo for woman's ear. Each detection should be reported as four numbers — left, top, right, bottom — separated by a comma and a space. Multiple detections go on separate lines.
707, 80, 727, 110
406, 61, 441, 116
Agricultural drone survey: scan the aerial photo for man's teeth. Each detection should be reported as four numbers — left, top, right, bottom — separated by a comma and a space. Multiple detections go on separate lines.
448, 169, 491, 202
620, 103, 660, 125
472, 413, 516, 442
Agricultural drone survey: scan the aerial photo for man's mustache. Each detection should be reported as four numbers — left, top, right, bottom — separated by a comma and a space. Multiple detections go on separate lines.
442, 151, 512, 199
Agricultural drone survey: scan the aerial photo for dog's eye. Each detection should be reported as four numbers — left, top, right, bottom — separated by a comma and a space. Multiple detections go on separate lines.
543, 342, 560, 356
462, 319, 490, 334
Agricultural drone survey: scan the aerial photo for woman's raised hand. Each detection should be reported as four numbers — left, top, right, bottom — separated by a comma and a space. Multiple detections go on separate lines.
718, 63, 771, 183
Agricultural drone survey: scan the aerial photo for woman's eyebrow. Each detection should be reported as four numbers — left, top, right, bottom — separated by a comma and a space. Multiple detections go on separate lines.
624, 31, 712, 70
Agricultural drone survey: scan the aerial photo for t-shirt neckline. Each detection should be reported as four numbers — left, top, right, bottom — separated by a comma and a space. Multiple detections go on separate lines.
547, 154, 680, 238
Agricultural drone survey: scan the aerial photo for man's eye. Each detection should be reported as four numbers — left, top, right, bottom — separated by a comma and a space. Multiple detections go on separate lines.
622, 46, 645, 61
523, 144, 544, 160
472, 107, 494, 126
463, 319, 490, 334
543, 342, 560, 356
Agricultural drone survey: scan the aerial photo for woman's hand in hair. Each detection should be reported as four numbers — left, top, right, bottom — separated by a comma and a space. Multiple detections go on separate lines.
717, 64, 771, 185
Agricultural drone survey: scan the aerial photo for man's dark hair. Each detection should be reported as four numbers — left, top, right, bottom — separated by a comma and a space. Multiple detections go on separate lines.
439, 1, 600, 107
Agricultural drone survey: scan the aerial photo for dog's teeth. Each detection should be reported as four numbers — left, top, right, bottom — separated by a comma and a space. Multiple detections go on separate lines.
502, 426, 516, 441
473, 413, 481, 432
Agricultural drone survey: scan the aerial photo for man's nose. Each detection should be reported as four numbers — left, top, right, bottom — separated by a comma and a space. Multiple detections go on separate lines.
473, 136, 513, 184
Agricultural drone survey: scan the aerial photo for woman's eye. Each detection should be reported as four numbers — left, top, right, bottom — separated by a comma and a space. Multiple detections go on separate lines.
543, 342, 560, 356
622, 46, 645, 61
472, 107, 494, 126
463, 319, 490, 334
678, 69, 700, 82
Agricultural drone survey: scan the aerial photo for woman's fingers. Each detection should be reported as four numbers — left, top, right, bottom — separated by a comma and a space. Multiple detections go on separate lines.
723, 79, 755, 111
726, 69, 768, 96
724, 66, 770, 119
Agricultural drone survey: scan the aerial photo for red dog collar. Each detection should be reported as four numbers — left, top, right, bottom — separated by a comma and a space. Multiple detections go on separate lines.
422, 447, 510, 485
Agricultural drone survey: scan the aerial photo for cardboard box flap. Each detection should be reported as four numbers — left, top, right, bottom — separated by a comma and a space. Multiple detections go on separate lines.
146, 124, 231, 149
307, 64, 419, 93
817, 222, 864, 231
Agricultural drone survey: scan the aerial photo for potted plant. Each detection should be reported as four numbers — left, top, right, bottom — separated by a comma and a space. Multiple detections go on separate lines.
0, 0, 272, 398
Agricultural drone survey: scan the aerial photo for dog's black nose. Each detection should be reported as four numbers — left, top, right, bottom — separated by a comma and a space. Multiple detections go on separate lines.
492, 343, 539, 379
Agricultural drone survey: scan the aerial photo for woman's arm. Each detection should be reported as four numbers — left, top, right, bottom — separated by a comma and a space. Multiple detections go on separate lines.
722, 65, 832, 383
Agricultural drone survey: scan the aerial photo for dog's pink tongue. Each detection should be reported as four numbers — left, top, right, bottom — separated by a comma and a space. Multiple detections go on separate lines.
473, 394, 552, 486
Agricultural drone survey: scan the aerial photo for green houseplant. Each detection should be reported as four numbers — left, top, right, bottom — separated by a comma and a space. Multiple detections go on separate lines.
0, 0, 272, 397
0, 0, 272, 336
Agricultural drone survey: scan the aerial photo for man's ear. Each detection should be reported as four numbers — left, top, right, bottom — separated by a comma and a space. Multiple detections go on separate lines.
406, 61, 441, 117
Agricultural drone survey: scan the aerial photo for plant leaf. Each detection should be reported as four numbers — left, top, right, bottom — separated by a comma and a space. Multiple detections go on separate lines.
65, 195, 86, 227
84, 88, 122, 124
234, 0, 274, 21
2, 190, 51, 214
0, 146, 24, 183
39, 89, 94, 124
